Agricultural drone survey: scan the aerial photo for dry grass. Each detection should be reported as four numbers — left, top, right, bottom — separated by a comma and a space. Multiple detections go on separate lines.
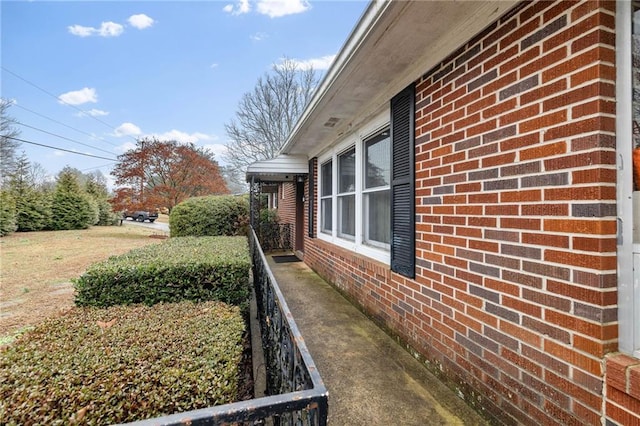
0, 224, 166, 342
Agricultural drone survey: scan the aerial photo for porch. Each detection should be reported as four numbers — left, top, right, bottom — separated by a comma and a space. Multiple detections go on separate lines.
266, 253, 487, 425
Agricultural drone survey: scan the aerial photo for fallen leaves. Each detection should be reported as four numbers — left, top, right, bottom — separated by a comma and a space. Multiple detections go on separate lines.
96, 318, 117, 330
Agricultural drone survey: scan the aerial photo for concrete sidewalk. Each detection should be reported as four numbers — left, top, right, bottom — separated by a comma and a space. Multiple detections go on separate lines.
267, 255, 488, 426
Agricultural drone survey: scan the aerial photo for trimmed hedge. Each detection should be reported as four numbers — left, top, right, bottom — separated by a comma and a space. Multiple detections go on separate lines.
170, 195, 249, 238
74, 236, 250, 307
0, 301, 245, 424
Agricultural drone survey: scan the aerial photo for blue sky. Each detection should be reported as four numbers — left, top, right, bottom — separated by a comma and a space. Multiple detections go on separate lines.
1, 0, 367, 184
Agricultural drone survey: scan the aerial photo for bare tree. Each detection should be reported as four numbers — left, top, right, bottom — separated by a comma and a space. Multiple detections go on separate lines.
223, 58, 318, 171
1, 98, 21, 186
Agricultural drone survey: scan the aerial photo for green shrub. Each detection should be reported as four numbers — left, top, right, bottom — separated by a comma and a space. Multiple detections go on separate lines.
0, 301, 245, 424
170, 195, 249, 237
0, 191, 17, 236
94, 199, 119, 226
14, 190, 52, 232
74, 236, 250, 307
50, 191, 94, 230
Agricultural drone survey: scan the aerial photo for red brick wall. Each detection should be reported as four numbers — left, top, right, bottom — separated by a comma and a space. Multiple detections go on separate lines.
606, 354, 640, 424
277, 182, 296, 225
303, 1, 640, 424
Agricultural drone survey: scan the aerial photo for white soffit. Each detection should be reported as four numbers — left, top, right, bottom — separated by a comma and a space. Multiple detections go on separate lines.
281, 0, 519, 157
246, 154, 309, 182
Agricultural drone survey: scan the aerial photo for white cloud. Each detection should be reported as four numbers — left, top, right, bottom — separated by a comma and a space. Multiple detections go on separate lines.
115, 122, 142, 137
223, 0, 309, 17
223, 0, 251, 15
99, 22, 124, 37
251, 32, 268, 41
68, 21, 124, 37
128, 14, 154, 30
210, 63, 219, 69
144, 130, 214, 144
115, 141, 137, 153
76, 108, 109, 117
256, 0, 310, 17
289, 54, 336, 71
58, 87, 98, 105
68, 25, 95, 37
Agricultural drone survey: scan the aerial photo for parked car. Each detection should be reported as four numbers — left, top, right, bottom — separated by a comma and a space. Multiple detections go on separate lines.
122, 210, 159, 223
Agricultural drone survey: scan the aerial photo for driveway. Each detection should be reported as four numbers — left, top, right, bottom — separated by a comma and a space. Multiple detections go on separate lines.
121, 218, 170, 233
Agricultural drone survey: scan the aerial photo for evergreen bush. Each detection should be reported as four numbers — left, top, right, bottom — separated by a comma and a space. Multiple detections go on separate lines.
74, 236, 251, 308
0, 191, 17, 236
95, 199, 119, 226
15, 190, 51, 232
50, 170, 94, 230
0, 301, 245, 424
50, 191, 94, 230
169, 195, 249, 237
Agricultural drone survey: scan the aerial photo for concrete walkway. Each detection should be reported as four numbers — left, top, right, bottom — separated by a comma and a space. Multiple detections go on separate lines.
267, 255, 488, 426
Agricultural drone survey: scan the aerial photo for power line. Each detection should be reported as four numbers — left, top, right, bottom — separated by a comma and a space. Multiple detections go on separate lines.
2, 66, 138, 142
81, 163, 115, 172
16, 121, 116, 156
13, 103, 121, 148
5, 136, 118, 162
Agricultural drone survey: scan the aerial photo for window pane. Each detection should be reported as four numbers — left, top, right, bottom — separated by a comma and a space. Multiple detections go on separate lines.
321, 198, 332, 233
365, 190, 390, 245
338, 148, 356, 193
338, 194, 355, 238
321, 161, 332, 197
365, 131, 390, 189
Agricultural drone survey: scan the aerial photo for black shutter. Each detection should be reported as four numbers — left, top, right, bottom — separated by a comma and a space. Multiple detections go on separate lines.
308, 158, 316, 238
390, 84, 415, 278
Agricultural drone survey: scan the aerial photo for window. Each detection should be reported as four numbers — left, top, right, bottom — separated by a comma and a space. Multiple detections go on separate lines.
316, 117, 391, 264
617, 0, 640, 358
320, 160, 333, 234
338, 148, 356, 239
364, 131, 390, 247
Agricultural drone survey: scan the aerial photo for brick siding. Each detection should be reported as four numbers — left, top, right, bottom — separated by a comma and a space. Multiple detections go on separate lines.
276, 182, 296, 226
302, 1, 639, 424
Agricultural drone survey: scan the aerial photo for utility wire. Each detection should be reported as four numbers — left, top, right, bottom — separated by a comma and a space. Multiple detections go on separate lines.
81, 162, 115, 172
2, 66, 138, 142
5, 136, 118, 162
13, 103, 121, 148
17, 121, 116, 156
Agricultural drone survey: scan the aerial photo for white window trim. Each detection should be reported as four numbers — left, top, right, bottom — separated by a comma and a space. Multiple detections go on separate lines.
316, 111, 391, 265
320, 160, 333, 235
363, 131, 391, 250
616, 0, 640, 358
338, 146, 357, 240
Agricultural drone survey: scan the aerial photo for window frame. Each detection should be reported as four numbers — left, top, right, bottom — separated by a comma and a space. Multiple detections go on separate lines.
316, 111, 391, 264
616, 0, 640, 358
337, 146, 357, 240
362, 130, 391, 250
320, 159, 333, 235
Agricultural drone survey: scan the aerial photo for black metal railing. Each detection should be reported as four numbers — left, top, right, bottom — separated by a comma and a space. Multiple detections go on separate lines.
257, 223, 292, 251
126, 228, 327, 426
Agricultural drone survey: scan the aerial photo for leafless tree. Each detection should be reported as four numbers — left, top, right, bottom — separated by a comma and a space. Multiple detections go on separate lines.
223, 58, 318, 172
1, 98, 21, 186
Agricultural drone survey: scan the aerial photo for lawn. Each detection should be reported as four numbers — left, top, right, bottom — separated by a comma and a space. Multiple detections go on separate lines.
0, 224, 166, 344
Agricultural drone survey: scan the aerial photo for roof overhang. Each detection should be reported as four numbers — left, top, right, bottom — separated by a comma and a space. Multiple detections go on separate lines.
246, 154, 308, 183
280, 0, 519, 157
